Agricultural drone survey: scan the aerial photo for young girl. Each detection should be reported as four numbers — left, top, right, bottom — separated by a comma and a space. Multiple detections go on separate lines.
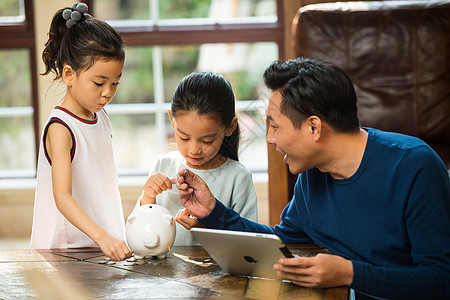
138, 72, 258, 246
30, 3, 131, 261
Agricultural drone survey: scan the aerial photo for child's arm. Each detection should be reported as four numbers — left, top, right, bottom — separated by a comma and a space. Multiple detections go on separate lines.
47, 123, 131, 261
175, 208, 204, 230
140, 172, 177, 205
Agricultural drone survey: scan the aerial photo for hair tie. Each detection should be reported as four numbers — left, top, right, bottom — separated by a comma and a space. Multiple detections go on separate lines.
62, 2, 92, 28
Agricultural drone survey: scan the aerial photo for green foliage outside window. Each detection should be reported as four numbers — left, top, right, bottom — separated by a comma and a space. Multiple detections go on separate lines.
0, 0, 21, 17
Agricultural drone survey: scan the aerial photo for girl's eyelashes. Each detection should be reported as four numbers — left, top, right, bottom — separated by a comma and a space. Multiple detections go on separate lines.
178, 136, 214, 144
93, 81, 120, 86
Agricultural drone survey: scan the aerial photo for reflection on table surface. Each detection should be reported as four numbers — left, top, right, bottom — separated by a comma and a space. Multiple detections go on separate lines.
0, 245, 348, 299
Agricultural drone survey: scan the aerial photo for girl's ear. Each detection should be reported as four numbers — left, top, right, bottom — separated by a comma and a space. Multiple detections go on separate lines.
168, 110, 175, 128
62, 65, 74, 87
225, 117, 238, 136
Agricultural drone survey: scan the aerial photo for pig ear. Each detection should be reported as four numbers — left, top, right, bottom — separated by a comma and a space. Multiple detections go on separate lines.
164, 215, 174, 224
127, 215, 137, 224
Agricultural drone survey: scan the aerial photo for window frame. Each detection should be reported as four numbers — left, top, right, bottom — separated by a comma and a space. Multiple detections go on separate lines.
0, 0, 286, 183
88, 0, 285, 177
88, 0, 285, 53
0, 0, 39, 176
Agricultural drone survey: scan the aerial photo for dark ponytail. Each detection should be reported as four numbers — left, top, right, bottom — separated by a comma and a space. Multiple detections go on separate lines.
171, 72, 240, 161
220, 123, 240, 162
41, 6, 124, 80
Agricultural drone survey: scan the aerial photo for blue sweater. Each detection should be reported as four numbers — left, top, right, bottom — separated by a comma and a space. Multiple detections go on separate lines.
199, 128, 450, 300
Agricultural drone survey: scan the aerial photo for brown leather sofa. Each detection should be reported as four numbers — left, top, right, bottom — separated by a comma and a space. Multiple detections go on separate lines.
292, 0, 450, 169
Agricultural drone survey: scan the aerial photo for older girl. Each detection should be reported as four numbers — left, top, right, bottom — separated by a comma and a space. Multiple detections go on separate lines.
31, 3, 131, 261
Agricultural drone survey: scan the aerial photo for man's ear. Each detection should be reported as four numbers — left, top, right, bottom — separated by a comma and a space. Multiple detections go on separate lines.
62, 65, 75, 87
308, 116, 322, 141
225, 117, 238, 136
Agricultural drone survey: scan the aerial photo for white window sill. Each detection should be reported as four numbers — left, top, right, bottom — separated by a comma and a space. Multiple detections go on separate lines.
0, 172, 268, 190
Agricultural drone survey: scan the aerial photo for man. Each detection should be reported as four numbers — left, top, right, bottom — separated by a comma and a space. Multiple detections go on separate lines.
175, 57, 450, 300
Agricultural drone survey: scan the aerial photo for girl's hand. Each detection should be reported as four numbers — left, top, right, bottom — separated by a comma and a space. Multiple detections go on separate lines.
177, 169, 216, 219
141, 172, 177, 205
175, 208, 205, 230
96, 233, 132, 261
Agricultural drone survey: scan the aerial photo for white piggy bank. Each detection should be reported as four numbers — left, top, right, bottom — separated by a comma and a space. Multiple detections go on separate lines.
126, 204, 176, 259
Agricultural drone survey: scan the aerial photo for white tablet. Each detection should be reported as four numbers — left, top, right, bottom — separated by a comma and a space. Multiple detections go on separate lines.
190, 227, 293, 279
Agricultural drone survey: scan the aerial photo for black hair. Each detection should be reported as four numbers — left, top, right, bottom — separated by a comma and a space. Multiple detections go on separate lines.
41, 7, 125, 80
263, 57, 360, 132
171, 72, 240, 161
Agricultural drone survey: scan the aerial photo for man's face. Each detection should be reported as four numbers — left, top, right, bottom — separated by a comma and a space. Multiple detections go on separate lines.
266, 90, 317, 174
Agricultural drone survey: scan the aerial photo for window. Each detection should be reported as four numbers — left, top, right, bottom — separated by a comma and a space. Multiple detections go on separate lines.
0, 0, 38, 179
0, 0, 284, 181
0, 0, 25, 22
92, 0, 283, 177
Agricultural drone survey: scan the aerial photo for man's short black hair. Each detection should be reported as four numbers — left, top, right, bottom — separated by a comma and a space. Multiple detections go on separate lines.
264, 57, 360, 132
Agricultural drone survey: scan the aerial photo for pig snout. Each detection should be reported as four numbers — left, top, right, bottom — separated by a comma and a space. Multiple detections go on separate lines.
143, 233, 160, 249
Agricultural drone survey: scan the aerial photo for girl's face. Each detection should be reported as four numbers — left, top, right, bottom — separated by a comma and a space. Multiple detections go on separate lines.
62, 59, 124, 119
169, 110, 237, 169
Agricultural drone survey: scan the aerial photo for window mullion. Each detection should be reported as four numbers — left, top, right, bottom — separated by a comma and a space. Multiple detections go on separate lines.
151, 0, 167, 154
153, 46, 167, 155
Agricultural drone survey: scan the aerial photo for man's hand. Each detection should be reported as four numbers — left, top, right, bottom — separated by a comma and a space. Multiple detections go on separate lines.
177, 169, 216, 219
273, 253, 353, 288
175, 208, 205, 230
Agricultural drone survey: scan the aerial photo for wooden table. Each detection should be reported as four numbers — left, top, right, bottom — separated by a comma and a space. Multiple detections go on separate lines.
0, 245, 348, 299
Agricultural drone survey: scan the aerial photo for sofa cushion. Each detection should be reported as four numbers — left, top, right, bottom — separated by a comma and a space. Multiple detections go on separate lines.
292, 1, 450, 156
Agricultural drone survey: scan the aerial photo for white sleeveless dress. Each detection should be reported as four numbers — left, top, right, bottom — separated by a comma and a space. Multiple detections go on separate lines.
30, 106, 125, 249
